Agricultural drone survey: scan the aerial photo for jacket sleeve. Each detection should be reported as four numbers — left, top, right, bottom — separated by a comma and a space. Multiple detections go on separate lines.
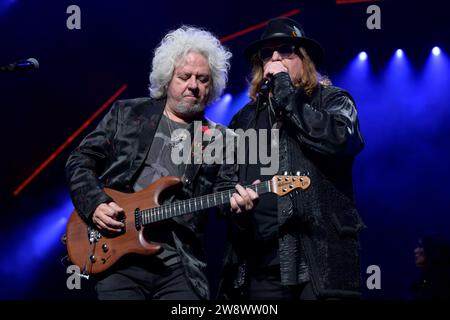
211, 124, 253, 233
65, 101, 121, 221
272, 72, 364, 157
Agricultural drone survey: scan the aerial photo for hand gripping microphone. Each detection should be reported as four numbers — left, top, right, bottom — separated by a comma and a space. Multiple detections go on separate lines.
259, 76, 273, 96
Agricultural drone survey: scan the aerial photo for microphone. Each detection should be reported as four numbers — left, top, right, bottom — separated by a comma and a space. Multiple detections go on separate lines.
259, 76, 273, 96
0, 58, 39, 73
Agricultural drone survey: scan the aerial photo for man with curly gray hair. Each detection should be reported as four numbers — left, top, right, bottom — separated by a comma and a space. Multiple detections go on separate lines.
150, 26, 231, 108
66, 26, 258, 300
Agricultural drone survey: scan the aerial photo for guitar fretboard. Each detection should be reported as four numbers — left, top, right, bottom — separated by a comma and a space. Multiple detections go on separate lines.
139, 181, 271, 225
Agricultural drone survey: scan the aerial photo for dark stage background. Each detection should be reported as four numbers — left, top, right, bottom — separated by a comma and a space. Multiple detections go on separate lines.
1, 0, 449, 300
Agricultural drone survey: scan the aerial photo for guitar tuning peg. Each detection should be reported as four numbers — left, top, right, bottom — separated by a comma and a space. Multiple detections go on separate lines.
283, 171, 288, 176
296, 171, 301, 176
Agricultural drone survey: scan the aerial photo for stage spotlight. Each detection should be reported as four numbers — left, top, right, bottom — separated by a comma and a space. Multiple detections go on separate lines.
0, 0, 17, 15
358, 51, 368, 61
205, 92, 234, 125
395, 49, 404, 58
432, 46, 441, 56
223, 93, 232, 103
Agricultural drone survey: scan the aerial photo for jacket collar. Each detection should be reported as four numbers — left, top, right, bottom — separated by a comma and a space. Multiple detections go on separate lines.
131, 98, 217, 187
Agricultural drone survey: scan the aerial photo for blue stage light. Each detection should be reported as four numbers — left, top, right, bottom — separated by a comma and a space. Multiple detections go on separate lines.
205, 93, 234, 125
395, 49, 404, 58
223, 93, 232, 103
0, 195, 73, 278
0, 0, 16, 14
432, 46, 441, 56
205, 90, 251, 126
359, 51, 368, 61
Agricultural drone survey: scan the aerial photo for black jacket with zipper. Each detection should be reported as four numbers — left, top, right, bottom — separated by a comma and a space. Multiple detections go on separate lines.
66, 97, 238, 300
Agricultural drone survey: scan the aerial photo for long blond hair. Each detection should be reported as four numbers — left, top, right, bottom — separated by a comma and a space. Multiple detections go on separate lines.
248, 47, 330, 101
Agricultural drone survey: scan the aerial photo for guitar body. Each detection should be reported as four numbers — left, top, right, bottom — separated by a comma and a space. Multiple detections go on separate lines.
65, 176, 183, 275
65, 174, 311, 276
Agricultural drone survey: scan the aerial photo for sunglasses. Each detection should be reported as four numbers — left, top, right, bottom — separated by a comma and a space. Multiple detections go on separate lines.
258, 44, 297, 62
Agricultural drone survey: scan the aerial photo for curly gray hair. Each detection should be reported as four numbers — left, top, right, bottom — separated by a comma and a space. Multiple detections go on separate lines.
149, 26, 232, 105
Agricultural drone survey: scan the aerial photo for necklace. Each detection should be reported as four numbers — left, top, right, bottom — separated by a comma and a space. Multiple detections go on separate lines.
164, 110, 189, 149
163, 109, 192, 178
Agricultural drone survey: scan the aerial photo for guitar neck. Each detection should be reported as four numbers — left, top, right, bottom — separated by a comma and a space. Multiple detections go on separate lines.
139, 181, 271, 225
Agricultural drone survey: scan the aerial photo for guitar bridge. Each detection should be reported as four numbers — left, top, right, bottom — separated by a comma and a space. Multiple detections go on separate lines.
87, 226, 102, 244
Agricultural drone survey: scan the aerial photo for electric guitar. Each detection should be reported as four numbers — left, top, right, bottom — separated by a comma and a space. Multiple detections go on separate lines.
65, 174, 311, 275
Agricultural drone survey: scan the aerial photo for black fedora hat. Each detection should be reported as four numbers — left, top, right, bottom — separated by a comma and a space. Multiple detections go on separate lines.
244, 17, 324, 68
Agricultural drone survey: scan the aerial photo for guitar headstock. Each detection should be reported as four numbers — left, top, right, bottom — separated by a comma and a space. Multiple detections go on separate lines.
270, 174, 311, 197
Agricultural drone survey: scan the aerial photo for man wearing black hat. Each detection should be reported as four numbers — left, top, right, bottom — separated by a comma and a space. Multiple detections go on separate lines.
219, 17, 365, 300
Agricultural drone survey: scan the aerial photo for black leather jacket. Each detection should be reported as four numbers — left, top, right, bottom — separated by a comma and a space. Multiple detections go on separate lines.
66, 97, 238, 299
220, 73, 365, 299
